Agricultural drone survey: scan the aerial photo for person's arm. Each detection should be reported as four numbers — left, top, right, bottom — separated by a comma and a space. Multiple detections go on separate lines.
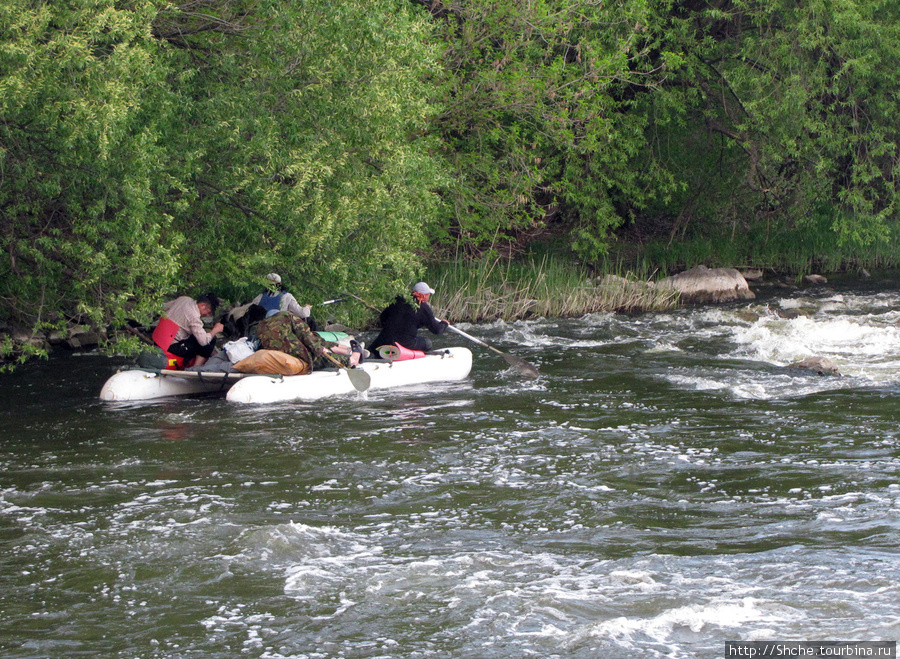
293, 315, 330, 354
418, 302, 448, 335
188, 307, 223, 346
282, 293, 311, 319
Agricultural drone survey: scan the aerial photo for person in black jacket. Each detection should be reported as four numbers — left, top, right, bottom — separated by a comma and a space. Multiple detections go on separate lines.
370, 282, 449, 354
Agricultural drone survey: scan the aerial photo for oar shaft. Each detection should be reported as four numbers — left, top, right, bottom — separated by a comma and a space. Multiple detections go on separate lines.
445, 324, 490, 348
445, 324, 539, 378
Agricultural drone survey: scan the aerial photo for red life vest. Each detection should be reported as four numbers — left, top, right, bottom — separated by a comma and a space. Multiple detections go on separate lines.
152, 317, 195, 370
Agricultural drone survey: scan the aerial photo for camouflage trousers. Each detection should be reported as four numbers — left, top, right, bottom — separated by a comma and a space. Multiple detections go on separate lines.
256, 311, 349, 370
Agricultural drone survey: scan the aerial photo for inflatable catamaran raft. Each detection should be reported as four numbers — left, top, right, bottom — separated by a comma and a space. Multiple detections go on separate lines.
99, 347, 473, 404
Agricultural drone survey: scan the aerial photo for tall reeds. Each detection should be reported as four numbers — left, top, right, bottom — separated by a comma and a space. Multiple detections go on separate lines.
638, 214, 900, 277
427, 256, 678, 323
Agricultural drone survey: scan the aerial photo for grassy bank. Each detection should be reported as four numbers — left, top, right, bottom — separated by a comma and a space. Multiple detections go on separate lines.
629, 217, 900, 277
424, 256, 678, 324
421, 215, 900, 325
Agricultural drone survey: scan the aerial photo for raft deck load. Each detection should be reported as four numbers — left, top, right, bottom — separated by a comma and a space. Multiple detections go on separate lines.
226, 347, 472, 404
99, 347, 473, 403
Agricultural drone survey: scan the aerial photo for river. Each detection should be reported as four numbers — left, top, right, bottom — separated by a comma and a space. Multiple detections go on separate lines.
2, 276, 900, 658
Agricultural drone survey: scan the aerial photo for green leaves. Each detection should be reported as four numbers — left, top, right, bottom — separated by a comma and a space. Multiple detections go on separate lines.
163, 0, 447, 304
429, 0, 900, 261
0, 1, 178, 346
426, 0, 681, 258
640, 0, 900, 250
4, 0, 900, 365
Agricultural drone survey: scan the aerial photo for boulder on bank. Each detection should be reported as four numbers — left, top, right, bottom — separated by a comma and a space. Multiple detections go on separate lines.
657, 265, 755, 305
739, 268, 764, 282
789, 356, 841, 376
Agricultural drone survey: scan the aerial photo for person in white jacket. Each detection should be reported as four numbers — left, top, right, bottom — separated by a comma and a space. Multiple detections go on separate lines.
251, 273, 314, 325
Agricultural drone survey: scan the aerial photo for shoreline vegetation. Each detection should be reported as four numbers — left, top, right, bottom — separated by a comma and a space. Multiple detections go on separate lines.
425, 221, 900, 325
427, 256, 680, 324
6, 240, 898, 371
7, 4, 900, 372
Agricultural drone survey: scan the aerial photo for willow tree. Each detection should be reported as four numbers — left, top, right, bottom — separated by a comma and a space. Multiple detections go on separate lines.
627, 0, 900, 259
0, 0, 447, 364
152, 0, 448, 308
423, 0, 900, 264
420, 0, 684, 260
0, 1, 180, 362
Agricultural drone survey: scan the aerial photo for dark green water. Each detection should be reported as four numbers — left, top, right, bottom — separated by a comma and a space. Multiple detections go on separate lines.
2, 283, 899, 658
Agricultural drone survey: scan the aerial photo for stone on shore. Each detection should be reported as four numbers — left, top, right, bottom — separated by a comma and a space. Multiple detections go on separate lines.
657, 265, 755, 305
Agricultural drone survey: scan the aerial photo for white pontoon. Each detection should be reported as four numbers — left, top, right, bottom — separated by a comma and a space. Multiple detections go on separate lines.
99, 347, 473, 403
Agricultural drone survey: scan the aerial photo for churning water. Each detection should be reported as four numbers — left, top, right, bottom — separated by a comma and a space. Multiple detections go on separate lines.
2, 277, 900, 658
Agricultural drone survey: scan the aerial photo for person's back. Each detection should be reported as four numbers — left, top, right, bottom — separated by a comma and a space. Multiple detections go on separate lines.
370, 296, 418, 352
160, 292, 223, 367
251, 272, 317, 326
256, 311, 355, 370
258, 291, 284, 317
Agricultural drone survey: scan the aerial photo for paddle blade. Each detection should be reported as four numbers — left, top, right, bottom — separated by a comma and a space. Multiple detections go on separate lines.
346, 367, 371, 392
503, 353, 540, 379
446, 324, 539, 378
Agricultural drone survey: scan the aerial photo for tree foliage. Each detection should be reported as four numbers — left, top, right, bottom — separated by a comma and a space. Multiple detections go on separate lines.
423, 0, 677, 259
0, 0, 180, 347
3, 0, 900, 363
633, 0, 900, 249
0, 0, 445, 362
156, 0, 447, 305
425, 0, 900, 259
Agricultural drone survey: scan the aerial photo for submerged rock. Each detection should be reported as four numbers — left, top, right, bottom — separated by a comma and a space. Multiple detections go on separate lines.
657, 265, 755, 305
789, 356, 841, 376
804, 274, 828, 285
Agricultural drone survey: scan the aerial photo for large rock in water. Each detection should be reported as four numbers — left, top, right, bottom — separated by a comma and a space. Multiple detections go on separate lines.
658, 265, 755, 304
789, 357, 841, 376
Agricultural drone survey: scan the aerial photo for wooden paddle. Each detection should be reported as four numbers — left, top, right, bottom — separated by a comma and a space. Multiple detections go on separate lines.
321, 350, 371, 392
444, 324, 539, 379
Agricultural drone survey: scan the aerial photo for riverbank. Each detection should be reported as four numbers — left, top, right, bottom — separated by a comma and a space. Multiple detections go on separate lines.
424, 253, 887, 324
2, 251, 895, 371
425, 257, 680, 323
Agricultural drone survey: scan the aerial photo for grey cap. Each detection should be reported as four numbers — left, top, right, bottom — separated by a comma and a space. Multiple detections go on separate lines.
266, 273, 282, 284
412, 282, 435, 295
